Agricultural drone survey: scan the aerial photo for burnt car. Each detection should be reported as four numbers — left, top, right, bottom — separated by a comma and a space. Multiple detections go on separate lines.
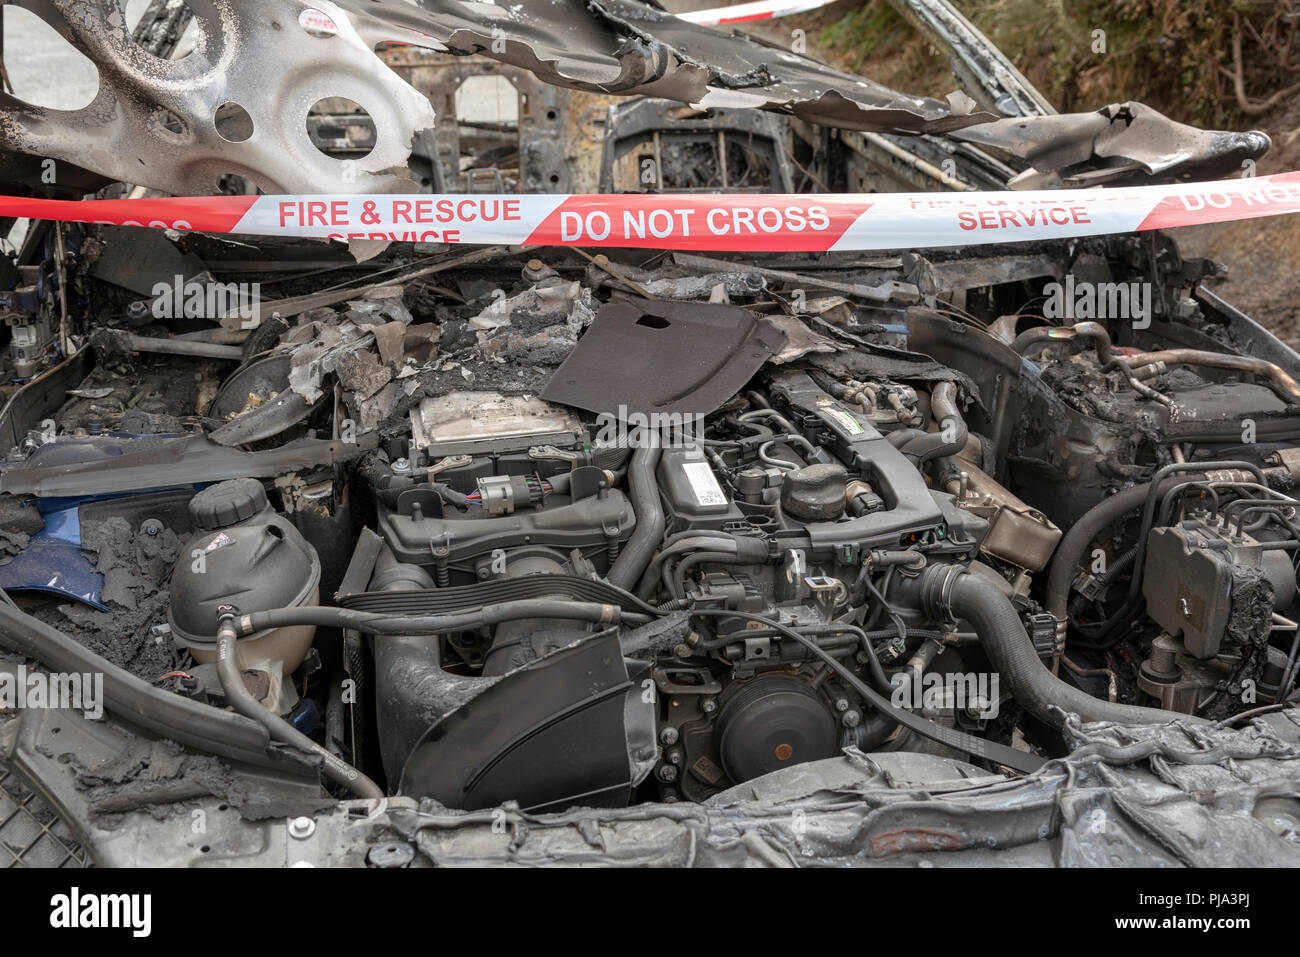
0, 0, 1298, 869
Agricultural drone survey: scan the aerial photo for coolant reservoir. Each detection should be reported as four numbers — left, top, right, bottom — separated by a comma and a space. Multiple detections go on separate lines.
168, 480, 321, 673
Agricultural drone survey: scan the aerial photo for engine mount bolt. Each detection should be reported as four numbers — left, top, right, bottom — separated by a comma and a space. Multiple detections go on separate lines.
841, 710, 861, 728
700, 697, 718, 716
657, 764, 678, 783
659, 727, 679, 746
666, 748, 683, 765
834, 697, 850, 712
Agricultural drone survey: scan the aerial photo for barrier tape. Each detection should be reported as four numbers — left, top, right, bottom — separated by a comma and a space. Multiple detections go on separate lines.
678, 0, 840, 26
375, 0, 838, 48
2, 171, 1298, 253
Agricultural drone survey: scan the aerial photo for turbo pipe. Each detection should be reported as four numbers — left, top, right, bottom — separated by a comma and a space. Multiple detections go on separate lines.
367, 552, 492, 781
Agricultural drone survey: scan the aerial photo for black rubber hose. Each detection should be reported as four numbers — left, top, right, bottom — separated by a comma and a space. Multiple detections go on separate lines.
807, 369, 849, 399
428, 482, 470, 507
606, 444, 664, 590
215, 614, 384, 799
665, 536, 767, 599
235, 599, 634, 636
669, 550, 741, 599
1045, 463, 1265, 626
359, 455, 468, 509
791, 623, 894, 693
359, 455, 410, 508
636, 534, 737, 600
898, 381, 967, 466
887, 428, 926, 449
341, 573, 665, 618
1045, 482, 1155, 623
913, 567, 1204, 728
1067, 547, 1138, 618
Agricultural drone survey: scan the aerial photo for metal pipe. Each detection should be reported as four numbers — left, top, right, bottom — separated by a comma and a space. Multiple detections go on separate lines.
1125, 349, 1300, 403
1010, 321, 1113, 364
101, 330, 246, 359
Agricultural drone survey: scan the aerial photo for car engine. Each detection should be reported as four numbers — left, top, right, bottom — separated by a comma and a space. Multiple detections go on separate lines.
1, 0, 1299, 872
6, 231, 1300, 818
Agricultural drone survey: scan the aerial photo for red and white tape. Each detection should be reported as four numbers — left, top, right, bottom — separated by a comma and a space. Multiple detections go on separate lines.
677, 0, 839, 27
375, 0, 838, 49
2, 172, 1298, 252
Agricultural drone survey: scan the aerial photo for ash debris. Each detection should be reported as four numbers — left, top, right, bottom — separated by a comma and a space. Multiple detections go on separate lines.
67, 737, 246, 822
43, 517, 187, 682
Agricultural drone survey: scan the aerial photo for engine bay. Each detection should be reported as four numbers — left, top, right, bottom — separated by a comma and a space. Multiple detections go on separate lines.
1, 0, 1299, 872
5, 227, 1300, 819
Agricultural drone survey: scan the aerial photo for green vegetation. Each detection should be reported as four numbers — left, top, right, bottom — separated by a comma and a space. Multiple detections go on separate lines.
820, 0, 1299, 127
